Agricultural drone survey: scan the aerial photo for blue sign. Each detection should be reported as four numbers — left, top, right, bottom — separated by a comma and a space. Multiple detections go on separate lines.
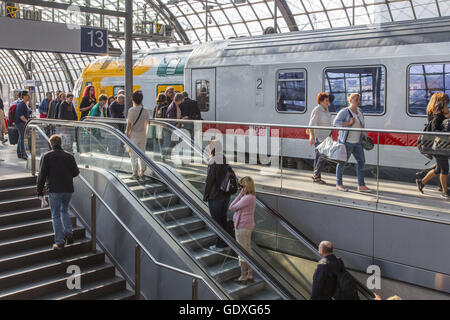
81, 27, 108, 54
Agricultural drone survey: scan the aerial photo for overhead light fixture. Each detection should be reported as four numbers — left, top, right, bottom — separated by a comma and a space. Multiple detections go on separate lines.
233, 0, 247, 4
167, 0, 180, 5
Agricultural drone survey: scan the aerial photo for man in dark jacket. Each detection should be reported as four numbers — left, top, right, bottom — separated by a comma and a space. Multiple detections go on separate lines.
311, 241, 341, 300
58, 93, 77, 120
37, 135, 80, 250
15, 90, 31, 160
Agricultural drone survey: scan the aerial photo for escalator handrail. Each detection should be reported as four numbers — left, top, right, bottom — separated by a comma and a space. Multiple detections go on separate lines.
29, 124, 223, 299
84, 117, 375, 299
28, 118, 294, 300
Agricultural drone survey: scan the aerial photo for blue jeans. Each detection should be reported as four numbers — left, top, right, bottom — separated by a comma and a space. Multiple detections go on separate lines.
49, 192, 73, 245
336, 142, 366, 187
313, 140, 327, 178
16, 122, 26, 157
208, 197, 230, 248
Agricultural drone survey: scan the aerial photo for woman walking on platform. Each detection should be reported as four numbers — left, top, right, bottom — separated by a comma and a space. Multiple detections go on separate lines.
333, 93, 370, 192
79, 85, 96, 120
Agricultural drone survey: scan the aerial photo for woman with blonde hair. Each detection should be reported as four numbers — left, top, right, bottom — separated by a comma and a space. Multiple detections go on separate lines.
229, 176, 256, 284
333, 93, 370, 192
416, 92, 449, 198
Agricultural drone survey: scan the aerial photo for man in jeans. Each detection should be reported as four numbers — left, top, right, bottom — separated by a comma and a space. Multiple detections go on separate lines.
37, 135, 80, 250
15, 90, 31, 160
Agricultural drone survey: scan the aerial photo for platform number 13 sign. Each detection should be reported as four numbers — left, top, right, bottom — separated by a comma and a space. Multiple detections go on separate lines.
81, 27, 108, 54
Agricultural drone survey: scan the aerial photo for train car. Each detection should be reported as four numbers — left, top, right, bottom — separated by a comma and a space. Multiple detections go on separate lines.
73, 45, 194, 118
76, 17, 450, 170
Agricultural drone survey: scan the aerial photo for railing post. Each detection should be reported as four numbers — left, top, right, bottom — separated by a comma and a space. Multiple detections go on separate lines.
192, 278, 198, 300
31, 128, 36, 176
135, 244, 141, 300
91, 194, 96, 253
376, 131, 380, 204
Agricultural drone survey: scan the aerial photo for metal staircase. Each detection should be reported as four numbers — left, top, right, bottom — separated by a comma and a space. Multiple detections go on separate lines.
0, 175, 135, 300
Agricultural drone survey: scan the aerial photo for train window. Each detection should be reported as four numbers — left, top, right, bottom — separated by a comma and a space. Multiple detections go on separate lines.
195, 80, 209, 112
408, 63, 450, 116
113, 86, 124, 96
324, 66, 385, 114
276, 70, 306, 113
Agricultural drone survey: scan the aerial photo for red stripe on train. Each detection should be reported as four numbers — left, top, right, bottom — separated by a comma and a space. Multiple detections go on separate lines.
201, 124, 419, 147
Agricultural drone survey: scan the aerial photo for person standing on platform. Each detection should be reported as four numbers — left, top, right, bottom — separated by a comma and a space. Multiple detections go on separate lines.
333, 93, 370, 192
310, 241, 341, 300
165, 87, 175, 107
0, 99, 7, 144
203, 140, 230, 250
88, 94, 109, 118
38, 92, 52, 119
58, 93, 77, 121
153, 93, 168, 157
37, 135, 80, 250
109, 94, 125, 119
54, 92, 66, 120
15, 90, 31, 160
309, 93, 332, 184
79, 85, 96, 120
126, 90, 150, 179
47, 90, 62, 120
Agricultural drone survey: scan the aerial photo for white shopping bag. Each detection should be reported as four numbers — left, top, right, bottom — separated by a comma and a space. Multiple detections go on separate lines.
316, 137, 348, 163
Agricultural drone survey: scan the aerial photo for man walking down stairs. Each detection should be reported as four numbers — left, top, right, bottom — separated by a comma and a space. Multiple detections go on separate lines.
37, 135, 80, 250
0, 136, 134, 299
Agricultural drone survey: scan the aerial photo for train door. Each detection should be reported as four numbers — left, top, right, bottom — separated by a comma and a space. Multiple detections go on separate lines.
191, 68, 215, 120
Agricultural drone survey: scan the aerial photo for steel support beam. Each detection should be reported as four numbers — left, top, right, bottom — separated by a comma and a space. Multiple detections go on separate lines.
6, 49, 31, 80
53, 53, 74, 90
125, 0, 133, 117
276, 0, 299, 32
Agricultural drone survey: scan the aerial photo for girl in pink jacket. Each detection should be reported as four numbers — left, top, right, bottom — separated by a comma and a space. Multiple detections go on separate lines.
229, 176, 256, 284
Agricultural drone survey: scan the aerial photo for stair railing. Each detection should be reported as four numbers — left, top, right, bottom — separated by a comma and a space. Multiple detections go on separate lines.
30, 124, 217, 300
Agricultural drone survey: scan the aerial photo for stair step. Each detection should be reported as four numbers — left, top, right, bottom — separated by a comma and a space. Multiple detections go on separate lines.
121, 177, 155, 188
244, 289, 282, 300
129, 183, 167, 197
0, 239, 91, 272
0, 252, 105, 290
141, 192, 179, 209
208, 259, 241, 282
0, 217, 77, 241
178, 229, 217, 250
0, 263, 115, 299
0, 176, 36, 189
0, 207, 51, 226
0, 227, 85, 257
47, 277, 127, 300
222, 277, 266, 300
93, 289, 135, 300
192, 247, 234, 266
0, 197, 41, 214
166, 216, 205, 236
153, 204, 191, 221
0, 185, 36, 201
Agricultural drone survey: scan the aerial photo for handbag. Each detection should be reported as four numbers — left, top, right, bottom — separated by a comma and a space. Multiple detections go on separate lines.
8, 127, 19, 145
316, 136, 347, 163
362, 136, 374, 150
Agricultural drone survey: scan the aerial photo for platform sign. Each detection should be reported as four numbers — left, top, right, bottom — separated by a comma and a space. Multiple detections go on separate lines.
6, 5, 19, 18
81, 27, 108, 54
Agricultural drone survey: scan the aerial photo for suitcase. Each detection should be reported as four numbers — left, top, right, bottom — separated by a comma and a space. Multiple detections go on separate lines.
8, 127, 19, 145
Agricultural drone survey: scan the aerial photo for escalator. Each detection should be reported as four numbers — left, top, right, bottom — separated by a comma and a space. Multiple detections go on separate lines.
27, 118, 373, 300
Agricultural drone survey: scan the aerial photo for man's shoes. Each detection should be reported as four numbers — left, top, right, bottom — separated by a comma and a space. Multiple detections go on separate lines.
441, 191, 450, 199
64, 233, 74, 245
52, 243, 65, 250
416, 179, 424, 194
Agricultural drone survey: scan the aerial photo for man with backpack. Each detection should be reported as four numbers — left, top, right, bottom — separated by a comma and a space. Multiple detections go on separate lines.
311, 241, 359, 300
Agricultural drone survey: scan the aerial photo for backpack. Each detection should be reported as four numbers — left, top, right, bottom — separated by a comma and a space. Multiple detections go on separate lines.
333, 259, 360, 300
8, 104, 17, 125
220, 164, 238, 195
154, 105, 166, 119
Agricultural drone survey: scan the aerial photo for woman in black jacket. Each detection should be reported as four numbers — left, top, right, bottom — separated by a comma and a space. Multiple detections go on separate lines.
79, 85, 96, 120
203, 140, 230, 249
416, 93, 449, 198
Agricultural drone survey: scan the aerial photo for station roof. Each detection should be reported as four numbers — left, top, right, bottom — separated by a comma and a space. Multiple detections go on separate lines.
0, 0, 449, 101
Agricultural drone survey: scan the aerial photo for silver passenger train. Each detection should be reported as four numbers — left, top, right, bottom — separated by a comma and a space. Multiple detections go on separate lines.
78, 17, 450, 170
